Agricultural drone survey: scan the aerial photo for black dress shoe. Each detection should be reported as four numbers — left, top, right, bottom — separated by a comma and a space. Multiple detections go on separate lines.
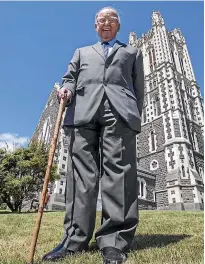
101, 247, 127, 264
42, 244, 88, 262
42, 247, 75, 262
42, 242, 64, 260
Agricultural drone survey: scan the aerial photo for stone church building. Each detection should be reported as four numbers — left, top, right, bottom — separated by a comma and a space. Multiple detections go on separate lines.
31, 11, 204, 211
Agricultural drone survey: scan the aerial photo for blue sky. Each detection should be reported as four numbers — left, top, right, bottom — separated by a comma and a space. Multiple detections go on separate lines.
0, 1, 203, 148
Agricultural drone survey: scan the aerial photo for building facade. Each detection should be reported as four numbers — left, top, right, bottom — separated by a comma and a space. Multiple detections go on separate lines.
31, 11, 204, 211
129, 11, 204, 210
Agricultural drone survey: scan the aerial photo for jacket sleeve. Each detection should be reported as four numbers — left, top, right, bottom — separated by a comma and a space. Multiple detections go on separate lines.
61, 48, 80, 96
132, 49, 145, 117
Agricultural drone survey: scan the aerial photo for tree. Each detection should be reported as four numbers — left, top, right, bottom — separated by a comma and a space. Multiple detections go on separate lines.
0, 142, 59, 212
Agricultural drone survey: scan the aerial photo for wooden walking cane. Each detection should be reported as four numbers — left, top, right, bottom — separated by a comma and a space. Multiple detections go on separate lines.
27, 96, 67, 264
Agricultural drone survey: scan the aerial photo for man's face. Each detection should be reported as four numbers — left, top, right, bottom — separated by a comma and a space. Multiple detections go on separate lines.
95, 9, 120, 42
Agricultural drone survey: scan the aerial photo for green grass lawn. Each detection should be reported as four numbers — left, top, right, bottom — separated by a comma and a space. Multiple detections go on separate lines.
0, 210, 203, 264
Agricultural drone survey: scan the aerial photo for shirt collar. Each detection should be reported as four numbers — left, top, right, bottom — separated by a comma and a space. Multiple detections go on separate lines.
100, 37, 117, 47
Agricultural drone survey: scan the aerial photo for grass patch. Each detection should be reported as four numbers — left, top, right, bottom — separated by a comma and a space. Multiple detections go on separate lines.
0, 210, 203, 264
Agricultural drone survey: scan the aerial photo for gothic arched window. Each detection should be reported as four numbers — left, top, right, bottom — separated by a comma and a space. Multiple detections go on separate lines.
149, 51, 152, 64
153, 99, 157, 116
199, 167, 204, 182
152, 49, 156, 63
141, 182, 144, 197
192, 134, 196, 150
194, 133, 199, 151
184, 100, 189, 116
151, 131, 155, 151
182, 165, 186, 178
151, 95, 160, 117
156, 97, 161, 115
137, 178, 146, 198
192, 131, 199, 152
143, 108, 147, 123
189, 101, 196, 121
137, 181, 140, 196
171, 50, 176, 68
179, 57, 185, 75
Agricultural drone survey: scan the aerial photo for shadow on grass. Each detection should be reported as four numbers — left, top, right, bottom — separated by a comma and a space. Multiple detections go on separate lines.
131, 234, 191, 250
89, 234, 191, 252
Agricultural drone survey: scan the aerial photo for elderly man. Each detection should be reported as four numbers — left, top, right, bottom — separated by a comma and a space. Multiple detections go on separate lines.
43, 6, 144, 264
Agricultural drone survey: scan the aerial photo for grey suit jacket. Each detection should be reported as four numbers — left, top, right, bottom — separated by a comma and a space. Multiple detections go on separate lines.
62, 40, 144, 132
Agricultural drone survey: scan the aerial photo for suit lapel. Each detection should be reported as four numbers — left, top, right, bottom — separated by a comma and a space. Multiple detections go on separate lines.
92, 42, 105, 61
108, 40, 124, 58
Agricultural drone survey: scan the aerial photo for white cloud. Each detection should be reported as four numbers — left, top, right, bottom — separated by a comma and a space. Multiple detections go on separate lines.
0, 133, 29, 151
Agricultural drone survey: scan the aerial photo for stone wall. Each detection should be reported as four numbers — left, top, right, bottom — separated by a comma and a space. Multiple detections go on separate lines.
155, 191, 169, 209
139, 152, 167, 191
181, 187, 194, 203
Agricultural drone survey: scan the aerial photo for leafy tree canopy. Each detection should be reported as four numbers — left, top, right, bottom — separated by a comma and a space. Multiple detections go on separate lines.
0, 142, 59, 212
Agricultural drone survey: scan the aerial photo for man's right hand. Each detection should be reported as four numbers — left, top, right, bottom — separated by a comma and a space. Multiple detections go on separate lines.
57, 88, 73, 101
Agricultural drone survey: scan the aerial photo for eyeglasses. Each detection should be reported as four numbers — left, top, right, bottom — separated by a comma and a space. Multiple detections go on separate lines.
97, 16, 119, 25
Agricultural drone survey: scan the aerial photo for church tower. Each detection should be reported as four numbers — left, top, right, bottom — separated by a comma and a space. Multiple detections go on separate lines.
129, 11, 204, 210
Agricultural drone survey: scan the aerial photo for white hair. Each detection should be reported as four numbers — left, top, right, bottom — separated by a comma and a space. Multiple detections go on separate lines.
95, 6, 121, 24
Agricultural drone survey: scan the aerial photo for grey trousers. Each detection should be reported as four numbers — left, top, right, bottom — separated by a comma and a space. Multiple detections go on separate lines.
62, 94, 138, 252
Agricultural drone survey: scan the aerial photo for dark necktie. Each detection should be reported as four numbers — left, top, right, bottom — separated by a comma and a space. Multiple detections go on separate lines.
103, 42, 109, 59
